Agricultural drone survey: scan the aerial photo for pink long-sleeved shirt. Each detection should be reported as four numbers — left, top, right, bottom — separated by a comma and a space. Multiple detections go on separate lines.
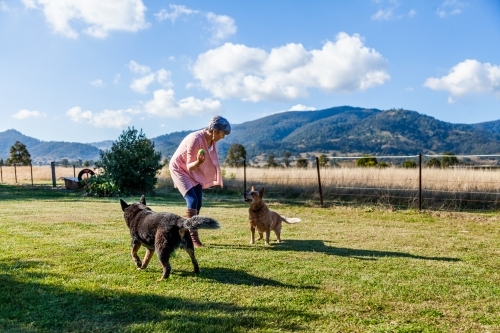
169, 129, 223, 196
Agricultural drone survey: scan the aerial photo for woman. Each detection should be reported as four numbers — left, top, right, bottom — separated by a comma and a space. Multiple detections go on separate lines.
169, 115, 231, 247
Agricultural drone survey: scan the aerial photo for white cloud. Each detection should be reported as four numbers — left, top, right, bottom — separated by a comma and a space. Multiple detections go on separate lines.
1, 1, 9, 11
66, 107, 132, 128
424, 59, 500, 100
22, 0, 149, 39
128, 60, 151, 75
289, 104, 317, 111
408, 9, 417, 18
144, 89, 221, 117
371, 8, 398, 21
436, 0, 466, 18
206, 12, 236, 43
91, 79, 103, 87
130, 73, 156, 94
154, 4, 197, 22
12, 109, 47, 120
129, 69, 173, 93
114, 74, 121, 84
192, 33, 390, 102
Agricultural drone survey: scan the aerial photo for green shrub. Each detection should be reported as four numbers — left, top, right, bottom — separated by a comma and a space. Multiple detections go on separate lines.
402, 160, 417, 168
81, 174, 120, 197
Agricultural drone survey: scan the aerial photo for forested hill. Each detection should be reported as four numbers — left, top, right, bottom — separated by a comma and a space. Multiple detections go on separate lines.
0, 129, 100, 164
2, 106, 500, 163
153, 106, 500, 158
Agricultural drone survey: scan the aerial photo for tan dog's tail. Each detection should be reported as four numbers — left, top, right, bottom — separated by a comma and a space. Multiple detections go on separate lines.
282, 217, 301, 224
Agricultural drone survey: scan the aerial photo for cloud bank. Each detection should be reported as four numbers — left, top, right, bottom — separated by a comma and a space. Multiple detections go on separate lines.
22, 0, 149, 39
424, 59, 500, 102
192, 32, 390, 102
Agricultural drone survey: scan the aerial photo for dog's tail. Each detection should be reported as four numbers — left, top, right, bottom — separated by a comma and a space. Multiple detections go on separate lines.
184, 216, 220, 230
282, 216, 301, 224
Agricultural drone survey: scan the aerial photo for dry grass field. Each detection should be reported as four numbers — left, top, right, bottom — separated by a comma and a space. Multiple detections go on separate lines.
3, 164, 500, 210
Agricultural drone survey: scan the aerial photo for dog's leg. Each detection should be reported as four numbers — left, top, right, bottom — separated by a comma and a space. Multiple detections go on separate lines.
186, 248, 200, 275
274, 225, 282, 243
156, 251, 172, 281
131, 241, 142, 269
141, 248, 155, 269
265, 226, 271, 245
250, 224, 256, 244
257, 232, 263, 241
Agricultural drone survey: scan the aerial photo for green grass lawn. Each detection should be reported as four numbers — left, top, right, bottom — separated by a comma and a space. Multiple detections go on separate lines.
0, 184, 499, 332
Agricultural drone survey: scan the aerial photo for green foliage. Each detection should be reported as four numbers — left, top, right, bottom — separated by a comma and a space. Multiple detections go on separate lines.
6, 141, 31, 165
81, 174, 120, 197
402, 160, 417, 168
441, 152, 459, 168
377, 161, 390, 168
426, 157, 441, 168
283, 151, 292, 167
265, 154, 279, 168
356, 155, 378, 167
296, 158, 308, 168
225, 143, 246, 167
318, 154, 329, 168
97, 127, 162, 194
0, 158, 3, 166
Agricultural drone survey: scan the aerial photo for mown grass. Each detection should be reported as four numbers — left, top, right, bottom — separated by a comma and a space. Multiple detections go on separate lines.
0, 184, 499, 332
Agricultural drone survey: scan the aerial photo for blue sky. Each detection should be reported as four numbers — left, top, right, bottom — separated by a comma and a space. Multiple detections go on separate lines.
1, 0, 499, 143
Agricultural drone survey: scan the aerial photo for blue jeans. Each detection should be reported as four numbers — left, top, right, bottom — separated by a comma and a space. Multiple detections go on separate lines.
184, 184, 203, 213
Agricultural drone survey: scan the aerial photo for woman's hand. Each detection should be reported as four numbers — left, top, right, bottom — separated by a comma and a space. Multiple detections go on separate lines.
196, 150, 206, 166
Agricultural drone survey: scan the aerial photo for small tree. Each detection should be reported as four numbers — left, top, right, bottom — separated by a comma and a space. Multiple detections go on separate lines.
402, 160, 417, 168
97, 127, 162, 194
356, 155, 378, 167
266, 154, 279, 168
283, 151, 292, 167
6, 141, 31, 166
318, 154, 329, 168
441, 152, 459, 168
296, 158, 308, 168
0, 158, 3, 166
225, 143, 246, 167
426, 157, 441, 168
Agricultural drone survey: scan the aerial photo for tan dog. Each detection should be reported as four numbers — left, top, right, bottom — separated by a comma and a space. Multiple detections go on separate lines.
244, 187, 301, 245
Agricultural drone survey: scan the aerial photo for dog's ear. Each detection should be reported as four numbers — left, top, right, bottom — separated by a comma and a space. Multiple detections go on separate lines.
140, 195, 146, 205
259, 187, 265, 198
120, 199, 129, 211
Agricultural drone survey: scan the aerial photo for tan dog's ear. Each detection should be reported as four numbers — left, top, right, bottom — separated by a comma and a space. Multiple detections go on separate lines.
251, 186, 254, 191
179, 228, 186, 238
259, 187, 265, 198
140, 195, 146, 205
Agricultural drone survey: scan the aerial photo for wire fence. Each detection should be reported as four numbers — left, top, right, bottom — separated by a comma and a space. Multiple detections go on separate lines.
3, 153, 500, 211
220, 154, 500, 211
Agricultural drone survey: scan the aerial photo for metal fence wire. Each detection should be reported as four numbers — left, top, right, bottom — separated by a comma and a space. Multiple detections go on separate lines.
225, 154, 500, 211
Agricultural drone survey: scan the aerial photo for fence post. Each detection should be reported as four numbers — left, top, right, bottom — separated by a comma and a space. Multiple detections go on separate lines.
51, 162, 56, 187
419, 153, 422, 211
0, 165, 2, 183
315, 156, 324, 206
243, 158, 246, 193
73, 165, 76, 178
14, 164, 17, 183
30, 163, 34, 187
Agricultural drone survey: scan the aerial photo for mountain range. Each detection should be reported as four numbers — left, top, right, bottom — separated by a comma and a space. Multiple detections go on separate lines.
2, 106, 500, 164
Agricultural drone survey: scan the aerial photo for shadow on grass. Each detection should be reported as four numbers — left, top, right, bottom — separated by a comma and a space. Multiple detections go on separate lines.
194, 267, 317, 289
211, 240, 461, 262
0, 259, 312, 333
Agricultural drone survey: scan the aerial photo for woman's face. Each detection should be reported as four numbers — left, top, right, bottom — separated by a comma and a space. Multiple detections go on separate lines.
212, 129, 227, 142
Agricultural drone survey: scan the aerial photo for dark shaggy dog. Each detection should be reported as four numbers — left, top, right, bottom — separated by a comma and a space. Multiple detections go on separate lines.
244, 187, 301, 245
120, 196, 220, 281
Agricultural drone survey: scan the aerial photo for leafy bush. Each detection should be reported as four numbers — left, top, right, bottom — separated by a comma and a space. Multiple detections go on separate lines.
81, 174, 120, 197
426, 157, 441, 168
97, 127, 163, 194
356, 155, 378, 167
402, 160, 417, 168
